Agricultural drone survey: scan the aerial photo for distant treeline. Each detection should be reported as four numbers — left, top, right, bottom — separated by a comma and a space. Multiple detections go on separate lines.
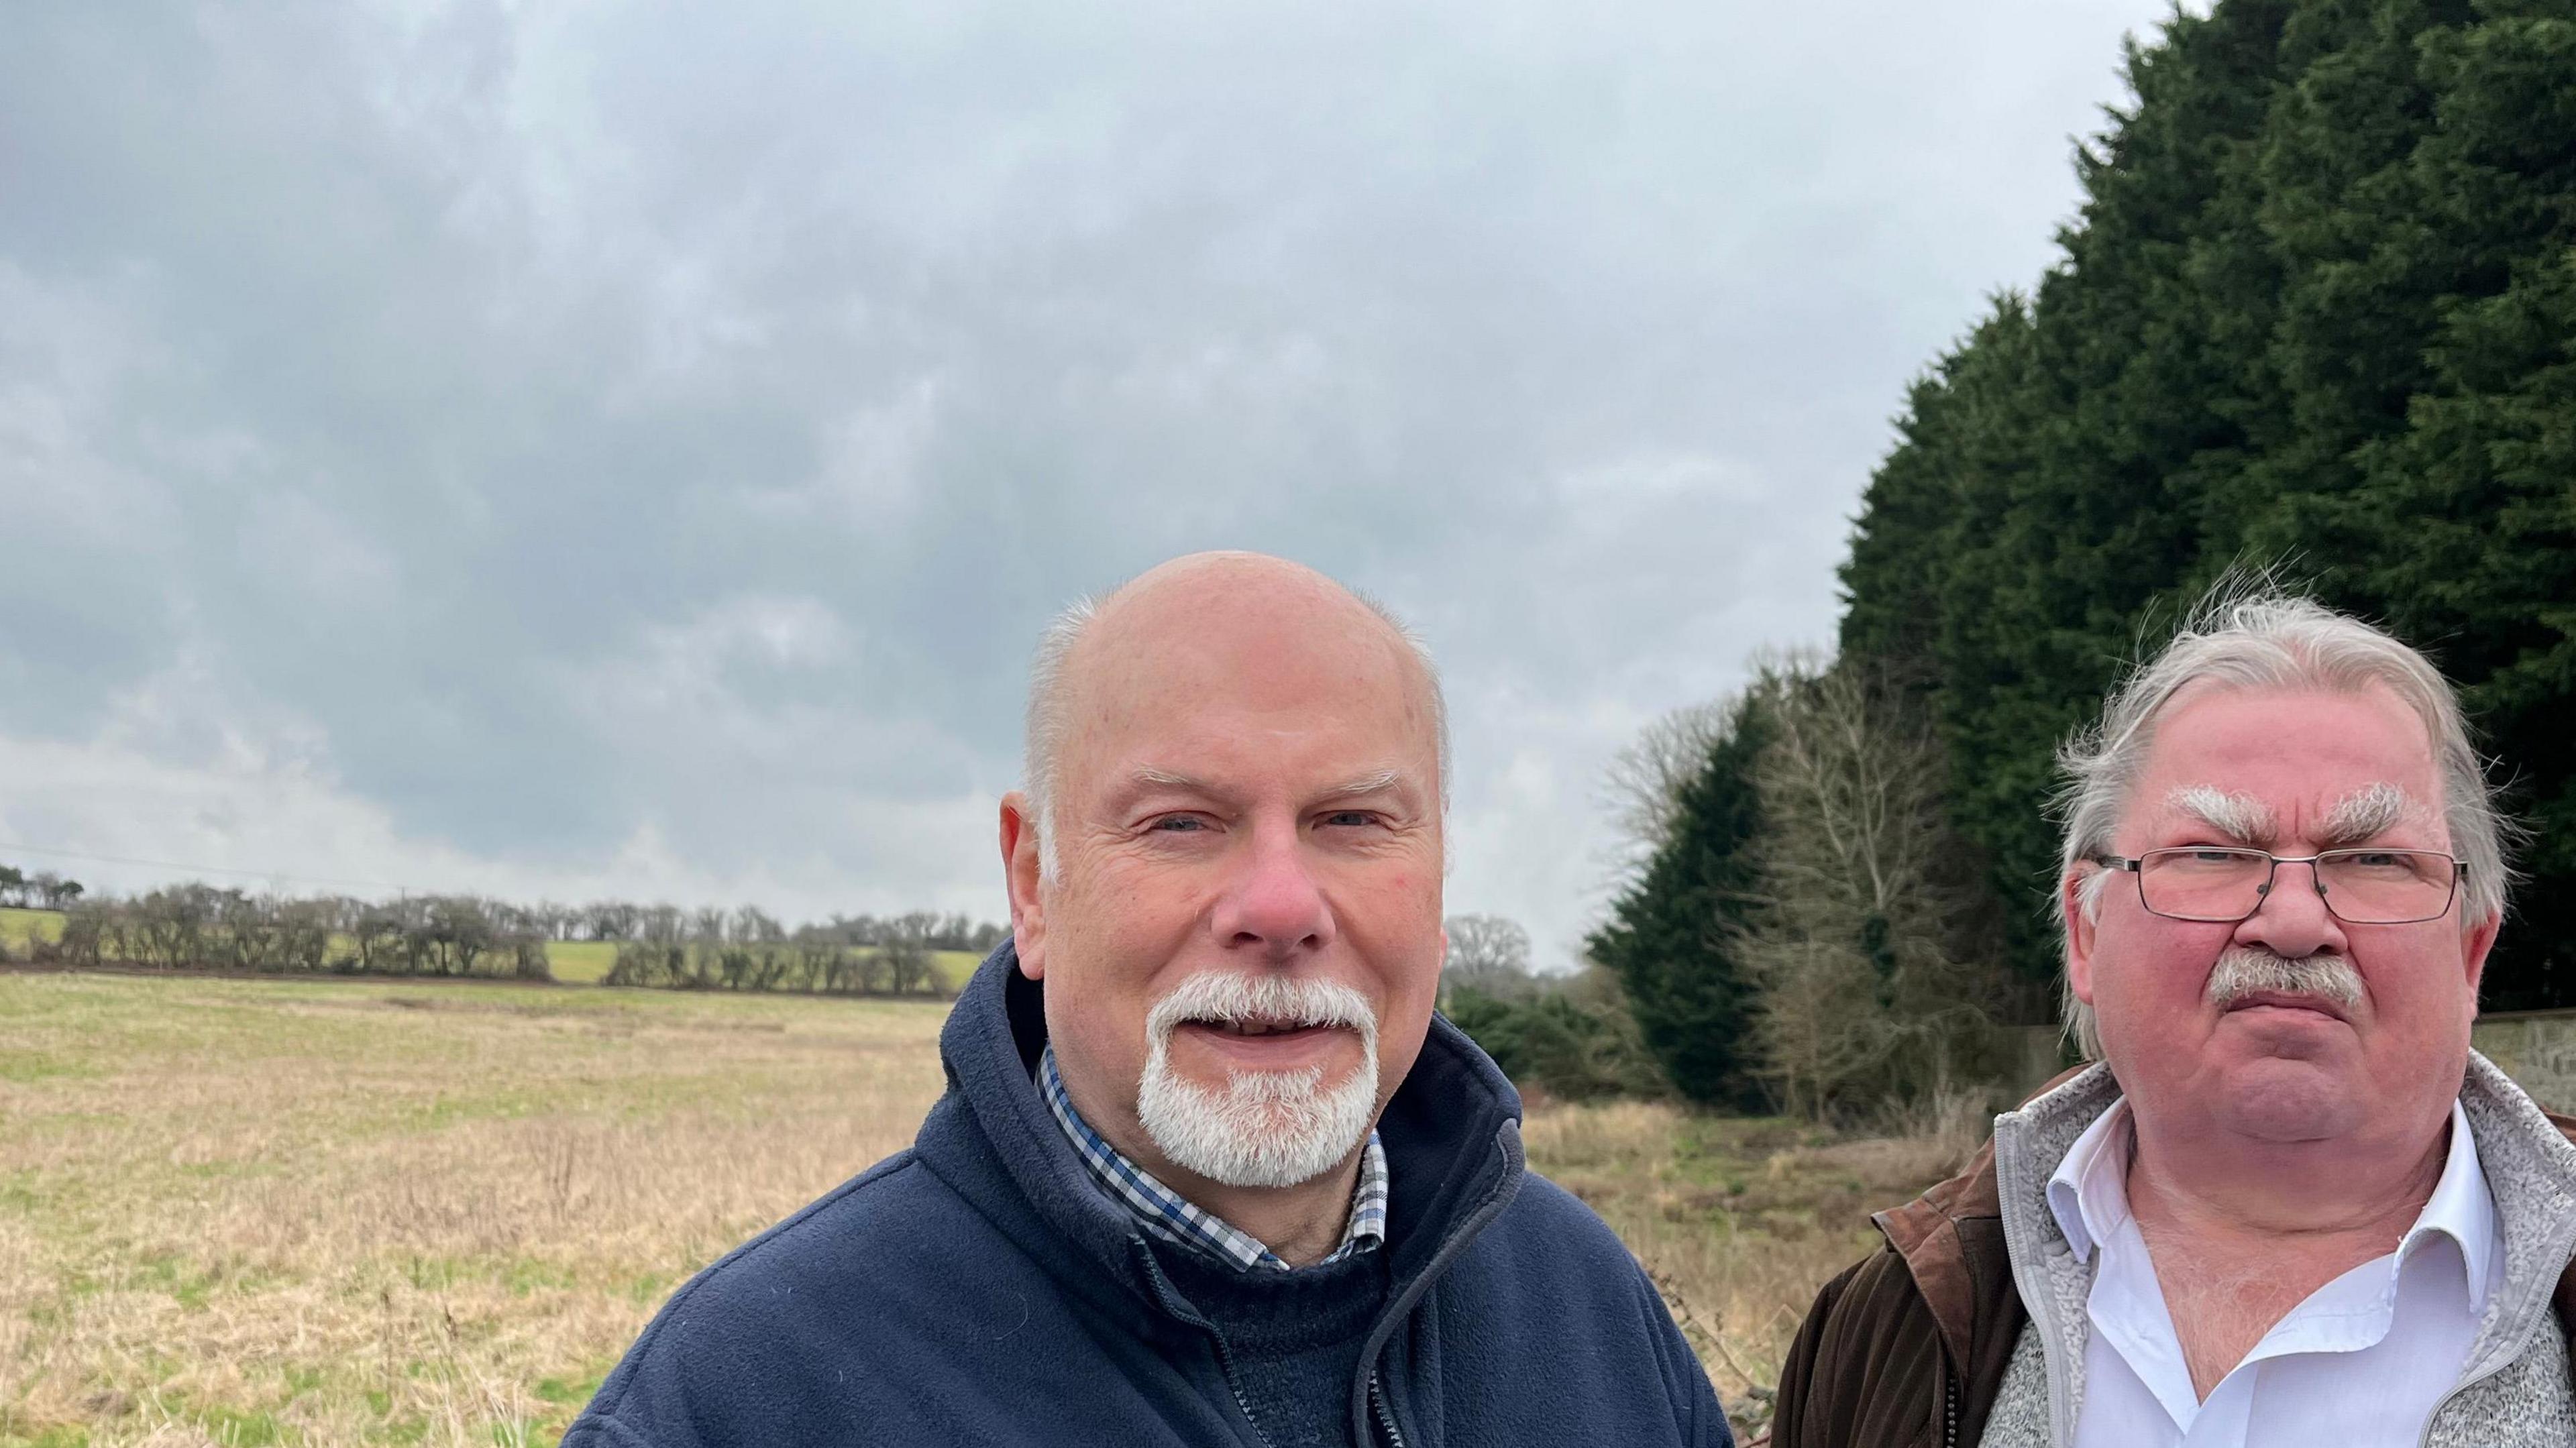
0, 864, 85, 909
542, 900, 1002, 954
6, 871, 1006, 996
34, 887, 551, 981
599, 908, 979, 996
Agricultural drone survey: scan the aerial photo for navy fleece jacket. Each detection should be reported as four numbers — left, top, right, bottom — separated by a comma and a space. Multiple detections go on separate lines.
564, 945, 1729, 1447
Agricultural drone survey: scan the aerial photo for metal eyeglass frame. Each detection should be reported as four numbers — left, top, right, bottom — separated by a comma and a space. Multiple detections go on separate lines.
2094, 847, 2467, 925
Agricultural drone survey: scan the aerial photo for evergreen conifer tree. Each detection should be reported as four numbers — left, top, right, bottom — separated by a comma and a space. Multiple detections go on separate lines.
1586, 693, 1773, 1108
1837, 0, 2575, 1004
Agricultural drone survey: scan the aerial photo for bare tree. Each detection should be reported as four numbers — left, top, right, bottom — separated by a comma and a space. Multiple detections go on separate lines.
129, 885, 217, 969
584, 900, 644, 941
1599, 700, 1735, 883
272, 897, 334, 971
1731, 653, 2008, 1119
26, 872, 83, 909
880, 936, 936, 995
1441, 914, 1536, 1003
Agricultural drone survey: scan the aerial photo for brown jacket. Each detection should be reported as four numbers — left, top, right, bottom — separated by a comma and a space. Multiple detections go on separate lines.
1765, 1095, 2576, 1448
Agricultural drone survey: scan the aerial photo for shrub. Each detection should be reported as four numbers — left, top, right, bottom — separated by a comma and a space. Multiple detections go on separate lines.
1446, 968, 1668, 1103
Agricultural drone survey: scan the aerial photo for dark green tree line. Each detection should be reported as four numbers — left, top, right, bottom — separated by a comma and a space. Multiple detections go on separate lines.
1840, 0, 2576, 1006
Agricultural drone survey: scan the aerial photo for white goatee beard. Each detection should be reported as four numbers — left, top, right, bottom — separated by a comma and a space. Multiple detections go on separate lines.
1134, 970, 1381, 1190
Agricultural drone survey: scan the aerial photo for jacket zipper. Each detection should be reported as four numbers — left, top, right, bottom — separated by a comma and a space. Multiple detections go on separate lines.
1206, 1327, 1277, 1448
1134, 1239, 1277, 1448
2416, 1349, 2516, 1448
1368, 1368, 1408, 1448
1941, 1363, 1959, 1448
1343, 1119, 1525, 1447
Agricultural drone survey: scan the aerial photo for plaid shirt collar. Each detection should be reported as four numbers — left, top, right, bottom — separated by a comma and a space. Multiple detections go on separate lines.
1038, 1045, 1388, 1273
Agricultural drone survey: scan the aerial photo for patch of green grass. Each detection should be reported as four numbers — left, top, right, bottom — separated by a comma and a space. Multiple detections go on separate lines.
0, 906, 66, 953
0, 1052, 90, 1084
932, 950, 981, 993
0, 1170, 42, 1213
198, 1405, 288, 1446
77, 1250, 232, 1311
532, 1372, 604, 1408
543, 941, 619, 985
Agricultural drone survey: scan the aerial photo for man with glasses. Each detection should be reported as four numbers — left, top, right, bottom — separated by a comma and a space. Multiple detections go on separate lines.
1768, 590, 2576, 1447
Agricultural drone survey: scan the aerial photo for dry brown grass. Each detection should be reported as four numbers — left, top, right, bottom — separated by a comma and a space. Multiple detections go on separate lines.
1, 974, 1963, 1447
1, 974, 947, 1447
1524, 1097, 1976, 1432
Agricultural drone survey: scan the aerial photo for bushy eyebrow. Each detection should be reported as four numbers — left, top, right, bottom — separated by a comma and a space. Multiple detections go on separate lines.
1320, 769, 1406, 799
2166, 785, 2277, 844
2321, 781, 2425, 846
1114, 765, 1419, 808
2160, 781, 2430, 849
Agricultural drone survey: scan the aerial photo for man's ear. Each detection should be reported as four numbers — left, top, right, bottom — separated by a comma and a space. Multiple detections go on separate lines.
1000, 792, 1047, 980
2062, 870, 2099, 1006
2462, 909, 2501, 1013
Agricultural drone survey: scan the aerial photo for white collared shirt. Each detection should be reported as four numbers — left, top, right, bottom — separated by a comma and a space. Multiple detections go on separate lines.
2049, 1099, 2500, 1448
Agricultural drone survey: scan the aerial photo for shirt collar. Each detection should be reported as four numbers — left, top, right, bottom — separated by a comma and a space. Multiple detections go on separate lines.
1038, 1044, 1388, 1273
2045, 1094, 2131, 1266
2406, 1099, 2497, 1313
2045, 1093, 2498, 1312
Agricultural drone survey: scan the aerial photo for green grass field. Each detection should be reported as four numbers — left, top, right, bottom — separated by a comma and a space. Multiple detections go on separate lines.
0, 970, 1960, 1445
930, 950, 981, 992
0, 909, 62, 954
539, 941, 616, 985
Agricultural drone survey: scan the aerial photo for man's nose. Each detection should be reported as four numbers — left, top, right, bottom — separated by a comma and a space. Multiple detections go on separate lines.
2237, 857, 2348, 960
1210, 822, 1334, 959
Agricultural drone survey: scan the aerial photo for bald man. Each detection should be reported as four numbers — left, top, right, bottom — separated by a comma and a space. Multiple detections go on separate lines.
566, 553, 1731, 1447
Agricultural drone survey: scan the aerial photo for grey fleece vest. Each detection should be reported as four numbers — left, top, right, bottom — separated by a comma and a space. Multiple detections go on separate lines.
1978, 1054, 2576, 1448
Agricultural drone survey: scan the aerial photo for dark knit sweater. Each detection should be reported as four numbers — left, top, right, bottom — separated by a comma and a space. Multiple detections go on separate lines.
1153, 1237, 1391, 1448
564, 944, 1731, 1447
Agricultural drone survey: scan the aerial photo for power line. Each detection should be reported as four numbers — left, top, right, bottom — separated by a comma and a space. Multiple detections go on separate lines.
0, 840, 417, 896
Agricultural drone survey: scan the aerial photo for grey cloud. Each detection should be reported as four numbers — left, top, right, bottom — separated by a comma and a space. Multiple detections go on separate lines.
2, 0, 2171, 956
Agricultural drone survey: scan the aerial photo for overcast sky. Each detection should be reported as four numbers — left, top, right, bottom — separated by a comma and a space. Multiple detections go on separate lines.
3, 0, 2177, 966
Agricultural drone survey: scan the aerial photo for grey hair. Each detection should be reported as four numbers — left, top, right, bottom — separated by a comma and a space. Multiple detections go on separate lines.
2056, 583, 2513, 1058
1022, 579, 1451, 882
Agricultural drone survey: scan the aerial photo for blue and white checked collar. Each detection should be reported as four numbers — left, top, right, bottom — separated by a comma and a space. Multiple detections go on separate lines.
1038, 1044, 1388, 1273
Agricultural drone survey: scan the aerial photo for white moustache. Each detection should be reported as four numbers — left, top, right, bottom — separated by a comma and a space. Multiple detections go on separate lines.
2205, 946, 2365, 1012
1144, 971, 1379, 1049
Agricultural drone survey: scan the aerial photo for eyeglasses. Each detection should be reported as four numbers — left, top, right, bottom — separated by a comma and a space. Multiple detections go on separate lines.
2096, 847, 2465, 925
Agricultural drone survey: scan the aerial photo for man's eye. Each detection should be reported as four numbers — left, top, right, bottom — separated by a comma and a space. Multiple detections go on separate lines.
1320, 811, 1379, 828
1150, 816, 1208, 833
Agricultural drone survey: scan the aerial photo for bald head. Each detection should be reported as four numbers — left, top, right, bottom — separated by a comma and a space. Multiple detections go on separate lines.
1024, 551, 1448, 879
1000, 551, 1454, 1213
